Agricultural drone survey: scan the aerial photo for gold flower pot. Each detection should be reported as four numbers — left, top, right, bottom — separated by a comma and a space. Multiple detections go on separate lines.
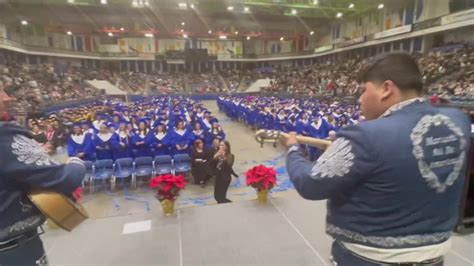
257, 189, 269, 203
161, 199, 175, 216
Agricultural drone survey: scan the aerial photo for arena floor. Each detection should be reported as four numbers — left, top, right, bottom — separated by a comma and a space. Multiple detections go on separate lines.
45, 101, 474, 265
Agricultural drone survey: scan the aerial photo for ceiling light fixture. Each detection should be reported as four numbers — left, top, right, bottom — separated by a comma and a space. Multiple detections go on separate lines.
291, 9, 297, 15
378, 3, 384, 9
100, 0, 107, 4
208, 30, 212, 34
67, 31, 72, 35
349, 3, 354, 8
67, 0, 75, 3
181, 22, 185, 26
336, 12, 343, 18
145, 33, 154, 38
21, 20, 28, 25
108, 32, 113, 37
180, 29, 184, 33
235, 31, 239, 35
183, 34, 188, 38
178, 2, 187, 9
280, 37, 284, 41
246, 36, 251, 40
190, 4, 195, 9
244, 7, 250, 12
310, 31, 314, 35
132, 0, 138, 7
313, 0, 319, 4
227, 6, 234, 11
120, 27, 125, 31
219, 35, 227, 39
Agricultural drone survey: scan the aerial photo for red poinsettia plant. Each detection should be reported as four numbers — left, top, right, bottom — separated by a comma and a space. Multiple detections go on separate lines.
245, 165, 277, 192
149, 174, 187, 202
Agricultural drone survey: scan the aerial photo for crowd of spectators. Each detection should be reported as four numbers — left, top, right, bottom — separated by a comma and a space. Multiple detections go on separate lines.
149, 73, 185, 94
1, 41, 474, 119
0, 63, 102, 113
189, 73, 224, 93
260, 42, 474, 98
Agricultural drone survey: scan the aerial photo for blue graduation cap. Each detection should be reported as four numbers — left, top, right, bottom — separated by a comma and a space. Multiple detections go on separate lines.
210, 117, 219, 124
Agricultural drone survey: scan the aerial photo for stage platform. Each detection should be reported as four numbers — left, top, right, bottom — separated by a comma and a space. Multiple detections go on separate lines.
42, 192, 474, 266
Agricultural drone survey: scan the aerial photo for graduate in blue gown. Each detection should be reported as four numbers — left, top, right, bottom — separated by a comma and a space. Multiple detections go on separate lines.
113, 122, 132, 159
192, 122, 209, 147
307, 115, 330, 161
94, 123, 114, 160
198, 111, 213, 132
275, 110, 287, 132
81, 121, 95, 138
171, 120, 194, 155
147, 124, 171, 156
67, 123, 95, 161
132, 120, 152, 157
296, 113, 310, 136
208, 119, 225, 144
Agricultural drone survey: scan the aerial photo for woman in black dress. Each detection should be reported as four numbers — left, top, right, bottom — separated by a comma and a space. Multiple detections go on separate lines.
191, 139, 212, 187
212, 140, 235, 204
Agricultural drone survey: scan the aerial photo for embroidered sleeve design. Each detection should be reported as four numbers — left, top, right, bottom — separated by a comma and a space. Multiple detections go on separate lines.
311, 138, 355, 178
11, 135, 59, 166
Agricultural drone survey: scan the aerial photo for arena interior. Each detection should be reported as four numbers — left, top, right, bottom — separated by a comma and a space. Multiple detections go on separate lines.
1, 0, 474, 265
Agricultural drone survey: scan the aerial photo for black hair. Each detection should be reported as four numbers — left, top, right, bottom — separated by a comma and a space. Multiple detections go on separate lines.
357, 53, 423, 94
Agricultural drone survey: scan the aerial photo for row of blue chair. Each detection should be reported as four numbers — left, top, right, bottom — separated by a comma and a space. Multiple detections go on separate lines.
82, 154, 192, 192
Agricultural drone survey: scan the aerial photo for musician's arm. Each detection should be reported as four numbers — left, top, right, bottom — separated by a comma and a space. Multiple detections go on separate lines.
3, 129, 85, 195
286, 127, 378, 200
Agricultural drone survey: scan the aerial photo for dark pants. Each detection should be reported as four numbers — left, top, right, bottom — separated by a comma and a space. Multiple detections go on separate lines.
0, 235, 47, 266
331, 241, 444, 266
214, 174, 231, 203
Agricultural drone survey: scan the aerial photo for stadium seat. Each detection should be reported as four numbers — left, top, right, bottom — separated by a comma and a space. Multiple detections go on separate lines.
92, 159, 114, 192
82, 160, 95, 193
173, 154, 192, 174
134, 156, 154, 180
113, 158, 135, 191
153, 155, 173, 176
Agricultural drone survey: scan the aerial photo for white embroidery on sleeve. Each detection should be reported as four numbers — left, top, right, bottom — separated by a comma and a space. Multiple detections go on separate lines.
311, 138, 354, 178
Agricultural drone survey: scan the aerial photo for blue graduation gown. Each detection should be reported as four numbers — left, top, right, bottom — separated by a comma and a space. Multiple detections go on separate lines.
171, 129, 194, 155
147, 132, 171, 156
193, 129, 210, 147
296, 119, 310, 136
112, 132, 132, 159
208, 127, 225, 144
67, 133, 95, 161
94, 133, 114, 160
132, 131, 153, 157
275, 115, 287, 132
308, 119, 330, 161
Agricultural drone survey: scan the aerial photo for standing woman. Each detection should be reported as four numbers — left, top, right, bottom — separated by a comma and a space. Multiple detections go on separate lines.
132, 120, 152, 157
212, 140, 235, 204
94, 123, 114, 160
113, 122, 132, 159
147, 124, 171, 156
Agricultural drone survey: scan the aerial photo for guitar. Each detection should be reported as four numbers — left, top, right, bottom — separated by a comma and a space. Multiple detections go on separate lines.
255, 129, 332, 150
28, 192, 88, 232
